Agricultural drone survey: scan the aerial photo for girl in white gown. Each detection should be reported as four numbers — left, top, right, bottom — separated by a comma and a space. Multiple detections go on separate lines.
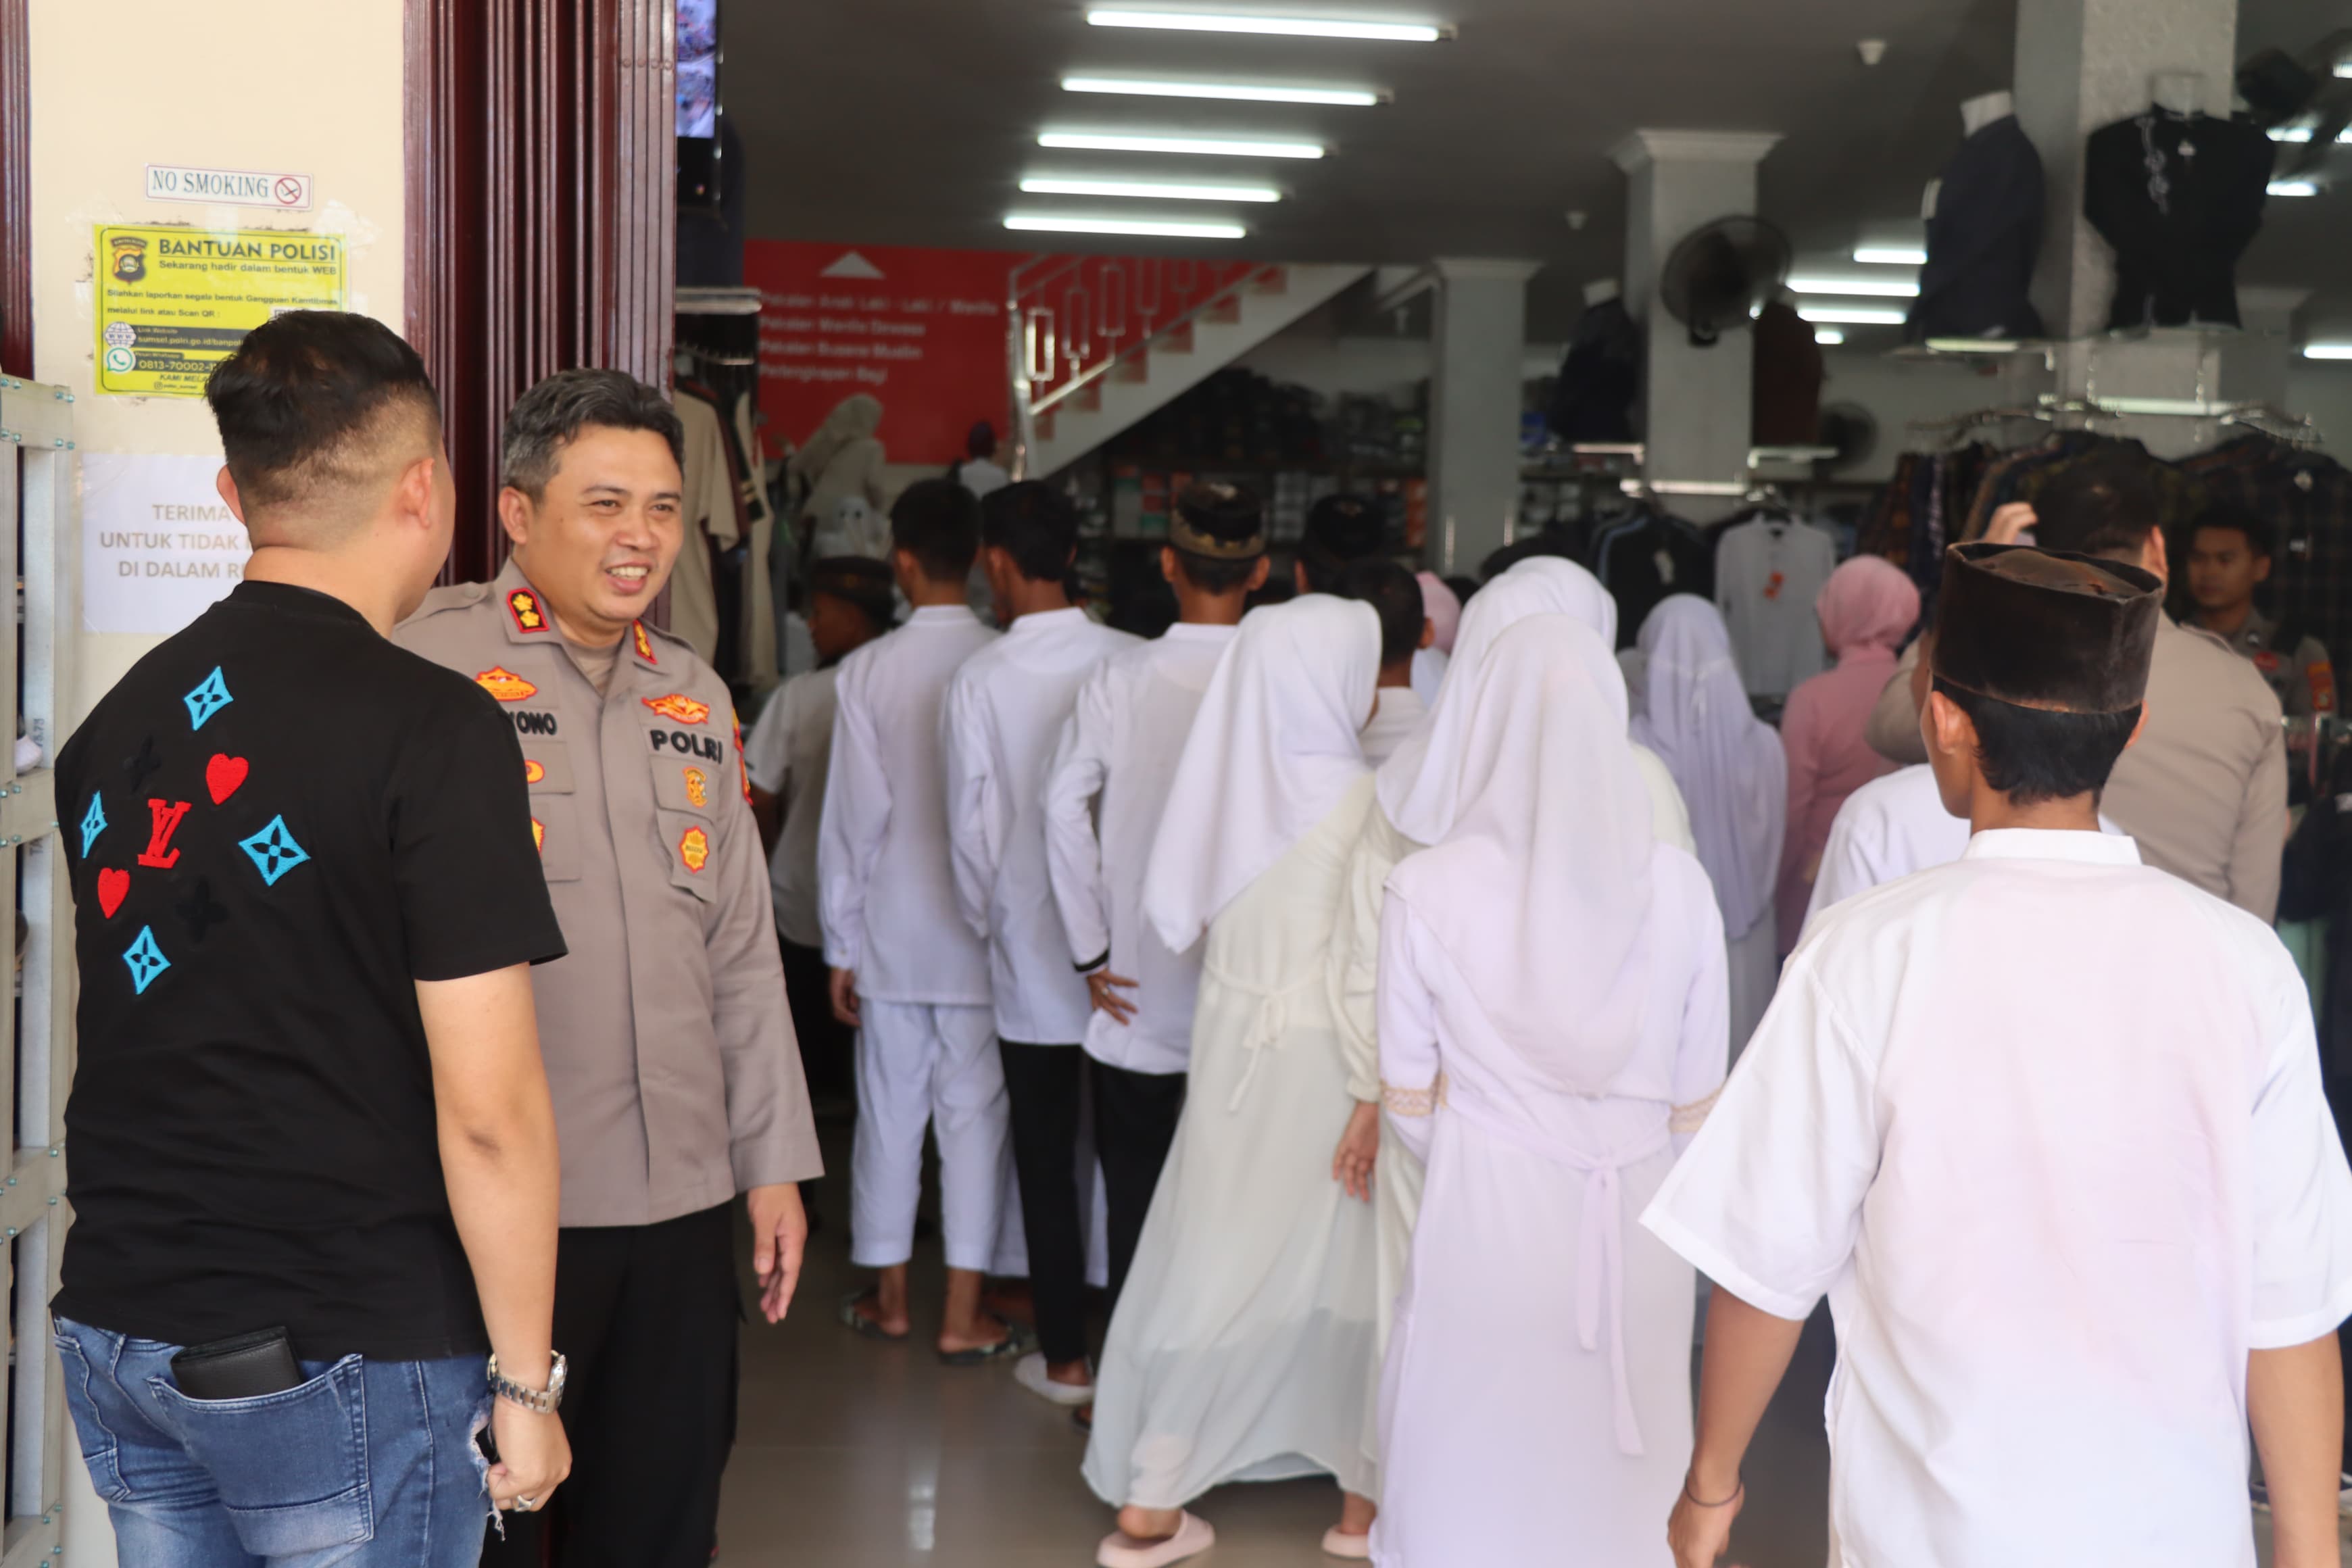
1086, 595, 1386, 1568
1371, 615, 1729, 1567
1630, 595, 1788, 1060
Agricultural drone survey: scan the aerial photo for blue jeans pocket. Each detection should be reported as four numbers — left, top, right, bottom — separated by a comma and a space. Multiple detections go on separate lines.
51, 1333, 130, 1502
146, 1354, 374, 1557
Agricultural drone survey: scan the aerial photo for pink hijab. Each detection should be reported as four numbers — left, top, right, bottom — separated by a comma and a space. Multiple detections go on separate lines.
1417, 571, 1462, 654
1815, 556, 1919, 663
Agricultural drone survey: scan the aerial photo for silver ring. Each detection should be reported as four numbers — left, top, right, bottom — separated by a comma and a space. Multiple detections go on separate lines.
512, 1496, 537, 1513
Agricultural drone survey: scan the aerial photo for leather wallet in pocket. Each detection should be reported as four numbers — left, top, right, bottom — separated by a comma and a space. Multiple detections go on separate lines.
171, 1327, 302, 1401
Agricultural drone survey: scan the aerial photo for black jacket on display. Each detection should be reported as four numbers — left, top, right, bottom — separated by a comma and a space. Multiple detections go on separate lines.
1907, 114, 2045, 343
2084, 110, 2272, 331
1548, 297, 1639, 443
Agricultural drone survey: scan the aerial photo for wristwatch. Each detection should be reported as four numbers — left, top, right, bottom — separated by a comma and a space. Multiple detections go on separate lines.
487, 1352, 568, 1415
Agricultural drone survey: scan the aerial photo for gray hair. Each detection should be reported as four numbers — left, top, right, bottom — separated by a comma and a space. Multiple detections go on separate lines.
499, 368, 686, 499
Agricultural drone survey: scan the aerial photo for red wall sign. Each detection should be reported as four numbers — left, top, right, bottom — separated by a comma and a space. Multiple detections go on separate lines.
746, 240, 1017, 469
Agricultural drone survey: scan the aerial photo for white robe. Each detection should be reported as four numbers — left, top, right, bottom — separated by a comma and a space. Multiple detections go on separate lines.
1646, 829, 2352, 1568
1358, 685, 1427, 766
1085, 779, 1381, 1509
1374, 848, 1728, 1567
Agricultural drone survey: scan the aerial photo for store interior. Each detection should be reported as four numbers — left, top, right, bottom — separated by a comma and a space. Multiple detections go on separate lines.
9, 0, 2352, 1563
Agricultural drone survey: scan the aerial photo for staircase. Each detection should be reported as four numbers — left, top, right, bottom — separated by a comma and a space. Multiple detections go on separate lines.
1012, 257, 1372, 479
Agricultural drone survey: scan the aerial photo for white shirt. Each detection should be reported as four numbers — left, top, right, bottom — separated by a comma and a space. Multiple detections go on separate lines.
1043, 623, 1235, 1075
818, 604, 999, 1004
744, 667, 839, 949
1358, 685, 1426, 766
955, 458, 1010, 499
1713, 518, 1835, 699
1645, 829, 2352, 1568
943, 606, 1141, 1044
1408, 645, 1448, 708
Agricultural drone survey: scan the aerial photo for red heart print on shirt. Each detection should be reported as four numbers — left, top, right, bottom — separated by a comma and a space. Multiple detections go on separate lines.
205, 754, 249, 806
97, 868, 130, 918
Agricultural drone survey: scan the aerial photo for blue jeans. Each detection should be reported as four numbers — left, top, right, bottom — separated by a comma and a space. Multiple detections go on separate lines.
53, 1317, 495, 1568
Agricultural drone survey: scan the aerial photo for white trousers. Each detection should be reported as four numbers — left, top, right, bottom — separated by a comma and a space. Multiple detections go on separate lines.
851, 1000, 1008, 1273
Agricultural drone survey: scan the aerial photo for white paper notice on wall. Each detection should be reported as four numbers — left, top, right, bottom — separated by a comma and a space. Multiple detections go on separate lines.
81, 452, 251, 635
144, 164, 313, 211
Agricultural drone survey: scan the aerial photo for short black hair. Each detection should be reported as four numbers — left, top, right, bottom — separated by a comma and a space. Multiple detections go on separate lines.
806, 555, 897, 631
1171, 481, 1267, 595
2030, 456, 2163, 562
981, 481, 1078, 583
967, 420, 998, 459
1444, 574, 1479, 607
2189, 506, 2276, 561
203, 310, 439, 517
1338, 558, 1423, 667
501, 368, 685, 499
889, 478, 982, 582
1299, 493, 1385, 591
1934, 677, 2142, 805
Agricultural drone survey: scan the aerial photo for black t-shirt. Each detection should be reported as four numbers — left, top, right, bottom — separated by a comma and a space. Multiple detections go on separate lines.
52, 582, 566, 1361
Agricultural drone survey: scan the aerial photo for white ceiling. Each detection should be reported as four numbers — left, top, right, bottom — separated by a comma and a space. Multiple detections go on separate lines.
725, 0, 2350, 340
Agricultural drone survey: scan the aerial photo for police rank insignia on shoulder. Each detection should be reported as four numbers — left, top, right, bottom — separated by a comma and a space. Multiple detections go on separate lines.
683, 766, 709, 808
631, 621, 658, 664
643, 693, 711, 725
476, 666, 539, 702
679, 825, 711, 873
506, 589, 550, 635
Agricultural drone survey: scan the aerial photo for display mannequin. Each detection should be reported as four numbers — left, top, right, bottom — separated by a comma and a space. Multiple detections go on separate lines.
1960, 89, 2014, 137
1550, 279, 1638, 443
1907, 87, 2044, 342
2084, 73, 2272, 330
2151, 70, 2205, 116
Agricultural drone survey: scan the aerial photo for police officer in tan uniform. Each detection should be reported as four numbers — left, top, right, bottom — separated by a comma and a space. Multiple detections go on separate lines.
396, 370, 819, 1567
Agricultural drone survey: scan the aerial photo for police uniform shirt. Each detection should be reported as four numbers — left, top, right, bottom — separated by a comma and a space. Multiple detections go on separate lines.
2222, 608, 2336, 720
395, 558, 820, 1227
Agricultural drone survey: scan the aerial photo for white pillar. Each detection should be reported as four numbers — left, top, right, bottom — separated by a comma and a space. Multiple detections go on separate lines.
1610, 130, 1782, 516
2013, 0, 2238, 453
1427, 258, 1542, 576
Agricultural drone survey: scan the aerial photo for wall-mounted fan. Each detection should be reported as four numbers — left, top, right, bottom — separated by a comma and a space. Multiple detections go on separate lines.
2239, 30, 2352, 182
1815, 402, 1879, 474
1659, 216, 1793, 347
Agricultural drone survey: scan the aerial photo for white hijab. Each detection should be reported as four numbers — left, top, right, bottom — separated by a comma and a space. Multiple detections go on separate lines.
1378, 556, 1623, 845
1144, 595, 1381, 953
1630, 595, 1786, 941
1386, 616, 1655, 1089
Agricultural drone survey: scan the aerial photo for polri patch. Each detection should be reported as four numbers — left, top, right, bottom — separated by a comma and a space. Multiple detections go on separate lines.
476, 666, 539, 702
684, 766, 709, 808
524, 759, 547, 785
679, 825, 711, 873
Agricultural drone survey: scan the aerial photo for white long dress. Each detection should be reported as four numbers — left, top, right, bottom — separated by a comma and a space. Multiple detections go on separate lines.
1373, 847, 1729, 1568
1085, 778, 1381, 1509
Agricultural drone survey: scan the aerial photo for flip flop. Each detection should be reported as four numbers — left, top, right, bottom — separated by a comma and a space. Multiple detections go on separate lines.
1320, 1525, 1373, 1559
835, 1289, 908, 1343
936, 1313, 1034, 1367
1097, 1512, 1214, 1568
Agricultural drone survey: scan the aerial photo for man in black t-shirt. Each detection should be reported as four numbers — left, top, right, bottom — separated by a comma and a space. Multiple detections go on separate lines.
53, 312, 573, 1563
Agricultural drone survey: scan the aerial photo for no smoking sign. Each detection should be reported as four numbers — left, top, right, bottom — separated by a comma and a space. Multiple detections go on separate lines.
145, 165, 314, 212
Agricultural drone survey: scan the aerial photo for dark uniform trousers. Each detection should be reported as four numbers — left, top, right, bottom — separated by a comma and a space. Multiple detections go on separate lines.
481, 1202, 740, 1568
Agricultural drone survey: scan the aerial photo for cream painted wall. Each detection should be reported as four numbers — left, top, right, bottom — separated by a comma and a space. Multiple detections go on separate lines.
30, 0, 407, 727
26, 4, 406, 1561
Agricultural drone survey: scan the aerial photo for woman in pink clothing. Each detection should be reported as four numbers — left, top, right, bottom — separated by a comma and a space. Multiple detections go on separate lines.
1773, 556, 1921, 952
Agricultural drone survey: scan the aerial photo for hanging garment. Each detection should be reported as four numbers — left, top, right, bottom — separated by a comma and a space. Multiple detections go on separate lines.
1750, 298, 1823, 446
1548, 297, 1640, 443
1712, 514, 1836, 698
670, 391, 743, 668
1908, 114, 2046, 343
2084, 109, 2273, 331
1592, 508, 1715, 649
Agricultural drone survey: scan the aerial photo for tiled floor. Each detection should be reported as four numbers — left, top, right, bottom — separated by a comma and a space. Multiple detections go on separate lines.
716, 1129, 1839, 1567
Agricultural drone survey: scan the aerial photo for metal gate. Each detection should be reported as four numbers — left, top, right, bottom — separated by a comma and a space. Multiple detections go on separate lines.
0, 373, 81, 1567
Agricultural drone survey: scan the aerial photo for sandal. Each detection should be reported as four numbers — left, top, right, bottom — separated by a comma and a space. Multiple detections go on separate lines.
936, 1312, 1034, 1366
1096, 1512, 1214, 1568
835, 1289, 909, 1343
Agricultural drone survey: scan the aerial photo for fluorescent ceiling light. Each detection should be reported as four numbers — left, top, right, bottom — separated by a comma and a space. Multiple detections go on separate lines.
2337, 62, 2352, 78
2303, 343, 2352, 360
1040, 130, 1325, 159
1022, 176, 1280, 202
1797, 305, 1907, 325
1087, 9, 1442, 41
1853, 245, 1928, 265
2268, 127, 2352, 143
1005, 214, 1247, 239
1813, 329, 1846, 345
2270, 180, 2320, 196
1788, 275, 1919, 297
1063, 76, 1381, 106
